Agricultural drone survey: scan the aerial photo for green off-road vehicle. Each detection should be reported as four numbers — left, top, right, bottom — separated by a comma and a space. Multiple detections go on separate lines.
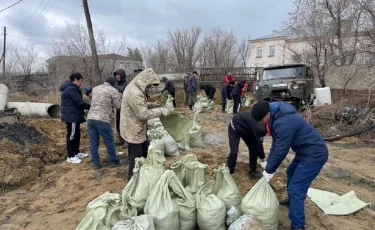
254, 64, 315, 109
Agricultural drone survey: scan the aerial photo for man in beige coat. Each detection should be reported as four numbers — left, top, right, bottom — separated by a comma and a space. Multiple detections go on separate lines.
120, 68, 170, 180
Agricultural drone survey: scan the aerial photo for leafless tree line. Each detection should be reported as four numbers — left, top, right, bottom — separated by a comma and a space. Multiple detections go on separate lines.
141, 27, 251, 74
286, 0, 375, 87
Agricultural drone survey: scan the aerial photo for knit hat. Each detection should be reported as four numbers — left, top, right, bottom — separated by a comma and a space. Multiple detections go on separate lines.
105, 76, 117, 87
251, 101, 270, 121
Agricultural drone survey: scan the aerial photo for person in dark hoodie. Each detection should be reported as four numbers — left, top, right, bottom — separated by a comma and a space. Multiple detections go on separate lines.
199, 83, 216, 101
252, 101, 329, 230
60, 73, 91, 164
228, 110, 267, 178
113, 69, 127, 147
221, 80, 235, 112
161, 77, 176, 107
232, 80, 247, 114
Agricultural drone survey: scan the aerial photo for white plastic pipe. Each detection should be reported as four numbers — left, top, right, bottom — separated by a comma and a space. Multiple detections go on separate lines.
6, 102, 61, 118
0, 84, 9, 112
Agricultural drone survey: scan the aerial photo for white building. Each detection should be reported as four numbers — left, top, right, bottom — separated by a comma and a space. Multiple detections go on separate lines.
249, 30, 301, 67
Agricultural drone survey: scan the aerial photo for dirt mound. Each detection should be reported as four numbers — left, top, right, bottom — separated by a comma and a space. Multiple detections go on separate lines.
0, 123, 45, 145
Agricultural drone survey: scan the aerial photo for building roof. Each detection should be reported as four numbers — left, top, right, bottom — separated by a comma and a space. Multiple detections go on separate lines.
251, 30, 292, 41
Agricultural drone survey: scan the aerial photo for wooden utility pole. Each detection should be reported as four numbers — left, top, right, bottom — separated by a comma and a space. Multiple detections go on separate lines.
82, 0, 101, 83
2, 27, 6, 75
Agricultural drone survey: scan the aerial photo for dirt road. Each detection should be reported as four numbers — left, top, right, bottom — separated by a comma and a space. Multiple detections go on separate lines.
0, 106, 374, 230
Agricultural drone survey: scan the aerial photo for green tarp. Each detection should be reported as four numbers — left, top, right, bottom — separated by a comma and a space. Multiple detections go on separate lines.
160, 111, 193, 143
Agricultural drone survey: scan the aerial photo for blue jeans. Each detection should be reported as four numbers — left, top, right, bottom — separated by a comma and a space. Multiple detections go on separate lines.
87, 119, 119, 166
287, 158, 325, 229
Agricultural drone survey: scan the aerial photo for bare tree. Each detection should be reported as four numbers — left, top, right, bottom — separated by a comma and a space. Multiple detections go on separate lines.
200, 27, 239, 70
142, 39, 172, 74
11, 44, 39, 76
237, 37, 251, 68
167, 27, 203, 72
286, 0, 366, 86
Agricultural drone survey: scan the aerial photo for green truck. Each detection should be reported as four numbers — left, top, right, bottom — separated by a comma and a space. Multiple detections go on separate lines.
254, 64, 315, 109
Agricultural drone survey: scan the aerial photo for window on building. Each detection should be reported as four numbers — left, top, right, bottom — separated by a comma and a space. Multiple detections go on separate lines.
256, 47, 262, 58
269, 46, 275, 57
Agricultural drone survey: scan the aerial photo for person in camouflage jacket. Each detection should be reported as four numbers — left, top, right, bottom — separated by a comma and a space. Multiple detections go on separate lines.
87, 76, 122, 168
120, 68, 170, 179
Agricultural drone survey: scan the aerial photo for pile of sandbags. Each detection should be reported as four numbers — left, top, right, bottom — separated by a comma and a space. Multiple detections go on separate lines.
150, 113, 203, 152
194, 95, 214, 112
77, 155, 278, 230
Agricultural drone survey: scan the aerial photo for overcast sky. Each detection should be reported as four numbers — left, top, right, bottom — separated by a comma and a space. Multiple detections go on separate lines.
0, 0, 292, 55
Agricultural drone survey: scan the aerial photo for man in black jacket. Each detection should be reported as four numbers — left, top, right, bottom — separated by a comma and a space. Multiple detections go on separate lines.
161, 77, 176, 107
199, 83, 216, 101
221, 80, 235, 112
228, 110, 267, 178
232, 80, 247, 114
114, 69, 127, 147
60, 73, 91, 164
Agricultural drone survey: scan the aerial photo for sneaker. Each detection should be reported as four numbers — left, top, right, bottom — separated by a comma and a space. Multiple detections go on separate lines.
248, 171, 262, 179
67, 157, 82, 164
279, 199, 290, 206
75, 153, 89, 159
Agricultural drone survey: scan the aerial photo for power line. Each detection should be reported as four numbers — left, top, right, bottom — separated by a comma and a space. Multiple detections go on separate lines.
22, 0, 56, 35
0, 0, 23, 13
19, 0, 47, 31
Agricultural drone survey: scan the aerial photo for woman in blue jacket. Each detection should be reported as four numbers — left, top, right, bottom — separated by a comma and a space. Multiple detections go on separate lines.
252, 101, 328, 230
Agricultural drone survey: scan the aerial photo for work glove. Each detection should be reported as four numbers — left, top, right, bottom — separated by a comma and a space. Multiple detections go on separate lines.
260, 160, 267, 169
160, 108, 170, 116
263, 170, 274, 182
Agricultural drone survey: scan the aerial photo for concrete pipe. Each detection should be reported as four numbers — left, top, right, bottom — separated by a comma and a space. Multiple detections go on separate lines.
6, 102, 61, 118
0, 84, 9, 112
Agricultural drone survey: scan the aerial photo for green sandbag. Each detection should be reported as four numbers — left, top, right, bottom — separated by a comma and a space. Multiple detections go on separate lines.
184, 161, 209, 195
214, 164, 242, 211
147, 145, 166, 165
170, 154, 199, 185
189, 114, 203, 148
166, 95, 175, 111
160, 111, 193, 142
144, 171, 180, 230
195, 181, 226, 230
241, 177, 279, 230
207, 100, 214, 110
112, 215, 155, 230
194, 96, 204, 113
120, 159, 165, 216
76, 192, 120, 230
167, 170, 197, 230
177, 132, 190, 150
149, 139, 165, 158
226, 100, 234, 114
105, 202, 121, 228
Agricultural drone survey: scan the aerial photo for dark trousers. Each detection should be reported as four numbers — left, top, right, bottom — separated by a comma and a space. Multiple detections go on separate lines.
221, 90, 226, 111
87, 119, 119, 166
287, 159, 324, 228
66, 122, 81, 158
128, 141, 150, 178
227, 123, 265, 174
184, 91, 189, 105
116, 109, 125, 142
170, 91, 176, 107
233, 94, 241, 114
207, 89, 216, 100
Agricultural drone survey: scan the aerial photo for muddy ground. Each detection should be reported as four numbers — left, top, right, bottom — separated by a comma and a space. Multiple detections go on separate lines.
0, 96, 375, 230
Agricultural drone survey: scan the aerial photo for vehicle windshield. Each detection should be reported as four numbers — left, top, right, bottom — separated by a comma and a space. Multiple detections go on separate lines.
262, 67, 304, 80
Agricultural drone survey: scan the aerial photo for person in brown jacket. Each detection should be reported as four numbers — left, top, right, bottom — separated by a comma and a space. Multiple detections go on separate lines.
87, 76, 122, 169
120, 68, 170, 180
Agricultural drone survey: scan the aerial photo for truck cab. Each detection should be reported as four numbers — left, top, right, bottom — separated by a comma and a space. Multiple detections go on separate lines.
255, 64, 314, 109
